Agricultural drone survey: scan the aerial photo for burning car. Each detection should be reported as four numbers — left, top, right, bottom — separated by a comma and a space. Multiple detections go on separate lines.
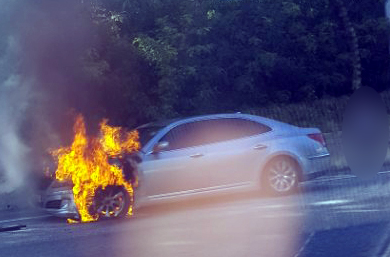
42, 115, 141, 222
42, 113, 330, 221
42, 154, 140, 221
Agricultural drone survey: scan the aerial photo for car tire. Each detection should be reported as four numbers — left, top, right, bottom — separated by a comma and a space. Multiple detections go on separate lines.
91, 185, 132, 219
262, 156, 301, 196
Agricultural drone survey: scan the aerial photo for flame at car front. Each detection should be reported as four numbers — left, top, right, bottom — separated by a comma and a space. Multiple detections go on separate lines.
51, 114, 140, 223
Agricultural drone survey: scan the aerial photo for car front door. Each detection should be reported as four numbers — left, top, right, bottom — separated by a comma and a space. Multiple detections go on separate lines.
140, 121, 212, 198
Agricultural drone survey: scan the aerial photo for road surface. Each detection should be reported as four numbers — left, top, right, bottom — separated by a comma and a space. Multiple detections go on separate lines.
1, 172, 390, 257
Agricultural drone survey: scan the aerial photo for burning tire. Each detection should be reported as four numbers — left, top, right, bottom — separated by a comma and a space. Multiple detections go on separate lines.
91, 185, 132, 219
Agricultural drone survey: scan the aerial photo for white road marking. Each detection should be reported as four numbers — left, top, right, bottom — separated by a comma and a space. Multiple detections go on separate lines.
308, 170, 390, 184
293, 232, 314, 257
308, 175, 356, 183
0, 215, 51, 224
219, 198, 356, 215
254, 204, 289, 209
310, 199, 351, 206
374, 223, 390, 256
335, 209, 381, 213
6, 228, 33, 233
333, 204, 367, 209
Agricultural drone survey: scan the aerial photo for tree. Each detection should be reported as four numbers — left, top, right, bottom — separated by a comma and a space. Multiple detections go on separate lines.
84, 0, 390, 122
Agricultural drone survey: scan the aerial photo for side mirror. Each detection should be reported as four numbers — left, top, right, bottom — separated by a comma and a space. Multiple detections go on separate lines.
153, 141, 169, 153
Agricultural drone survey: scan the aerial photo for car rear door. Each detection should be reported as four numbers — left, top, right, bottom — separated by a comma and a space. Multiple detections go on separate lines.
140, 121, 212, 197
203, 118, 272, 188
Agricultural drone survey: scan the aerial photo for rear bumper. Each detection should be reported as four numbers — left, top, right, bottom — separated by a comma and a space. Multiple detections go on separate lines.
302, 152, 331, 180
303, 151, 330, 180
307, 152, 330, 160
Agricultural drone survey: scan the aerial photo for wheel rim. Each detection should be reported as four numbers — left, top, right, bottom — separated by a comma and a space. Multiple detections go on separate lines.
268, 159, 297, 192
96, 189, 125, 218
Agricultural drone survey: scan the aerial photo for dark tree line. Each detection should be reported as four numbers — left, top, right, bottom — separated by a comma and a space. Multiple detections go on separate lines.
64, 0, 390, 128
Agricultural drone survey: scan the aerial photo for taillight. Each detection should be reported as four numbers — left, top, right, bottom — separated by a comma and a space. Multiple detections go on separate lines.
308, 133, 326, 147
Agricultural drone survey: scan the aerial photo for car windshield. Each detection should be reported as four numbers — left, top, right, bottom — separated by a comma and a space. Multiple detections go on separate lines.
137, 125, 165, 147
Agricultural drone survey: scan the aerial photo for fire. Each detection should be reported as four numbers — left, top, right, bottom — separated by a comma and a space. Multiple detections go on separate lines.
51, 114, 140, 223
99, 119, 139, 156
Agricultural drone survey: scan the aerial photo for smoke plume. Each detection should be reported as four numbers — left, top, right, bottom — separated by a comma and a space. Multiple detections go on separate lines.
0, 2, 31, 193
0, 0, 98, 193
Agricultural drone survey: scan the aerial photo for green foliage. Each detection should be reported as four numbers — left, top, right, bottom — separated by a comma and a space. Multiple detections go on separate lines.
77, 0, 390, 130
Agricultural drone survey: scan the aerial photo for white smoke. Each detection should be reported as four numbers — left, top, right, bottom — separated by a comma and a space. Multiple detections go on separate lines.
0, 0, 102, 195
0, 35, 31, 193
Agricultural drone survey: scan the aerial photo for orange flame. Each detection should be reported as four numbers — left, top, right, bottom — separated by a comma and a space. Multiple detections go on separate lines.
51, 114, 140, 223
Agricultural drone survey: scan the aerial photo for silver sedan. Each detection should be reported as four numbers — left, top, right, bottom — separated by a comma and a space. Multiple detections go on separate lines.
42, 113, 330, 219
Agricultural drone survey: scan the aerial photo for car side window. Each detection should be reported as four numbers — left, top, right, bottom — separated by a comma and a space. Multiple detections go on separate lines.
158, 118, 271, 151
158, 122, 206, 151
228, 118, 271, 138
204, 118, 271, 143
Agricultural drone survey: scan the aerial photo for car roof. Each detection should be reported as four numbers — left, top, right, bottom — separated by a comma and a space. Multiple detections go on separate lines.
136, 113, 294, 130
136, 118, 181, 129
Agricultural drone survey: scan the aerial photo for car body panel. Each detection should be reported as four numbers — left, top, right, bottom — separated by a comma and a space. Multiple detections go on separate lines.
41, 185, 78, 218
136, 113, 330, 203
204, 133, 271, 187
140, 144, 211, 197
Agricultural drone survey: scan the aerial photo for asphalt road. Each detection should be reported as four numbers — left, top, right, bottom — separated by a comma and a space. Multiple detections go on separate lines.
2, 172, 390, 257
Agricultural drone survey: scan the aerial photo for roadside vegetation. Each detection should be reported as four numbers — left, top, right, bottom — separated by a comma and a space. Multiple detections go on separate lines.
24, 0, 390, 135
75, 0, 389, 130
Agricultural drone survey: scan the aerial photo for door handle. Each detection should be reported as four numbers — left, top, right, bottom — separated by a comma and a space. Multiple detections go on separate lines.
190, 153, 204, 158
253, 144, 267, 150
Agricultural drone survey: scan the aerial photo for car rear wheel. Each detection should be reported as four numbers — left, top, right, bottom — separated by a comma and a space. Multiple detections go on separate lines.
92, 186, 132, 219
262, 157, 300, 195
